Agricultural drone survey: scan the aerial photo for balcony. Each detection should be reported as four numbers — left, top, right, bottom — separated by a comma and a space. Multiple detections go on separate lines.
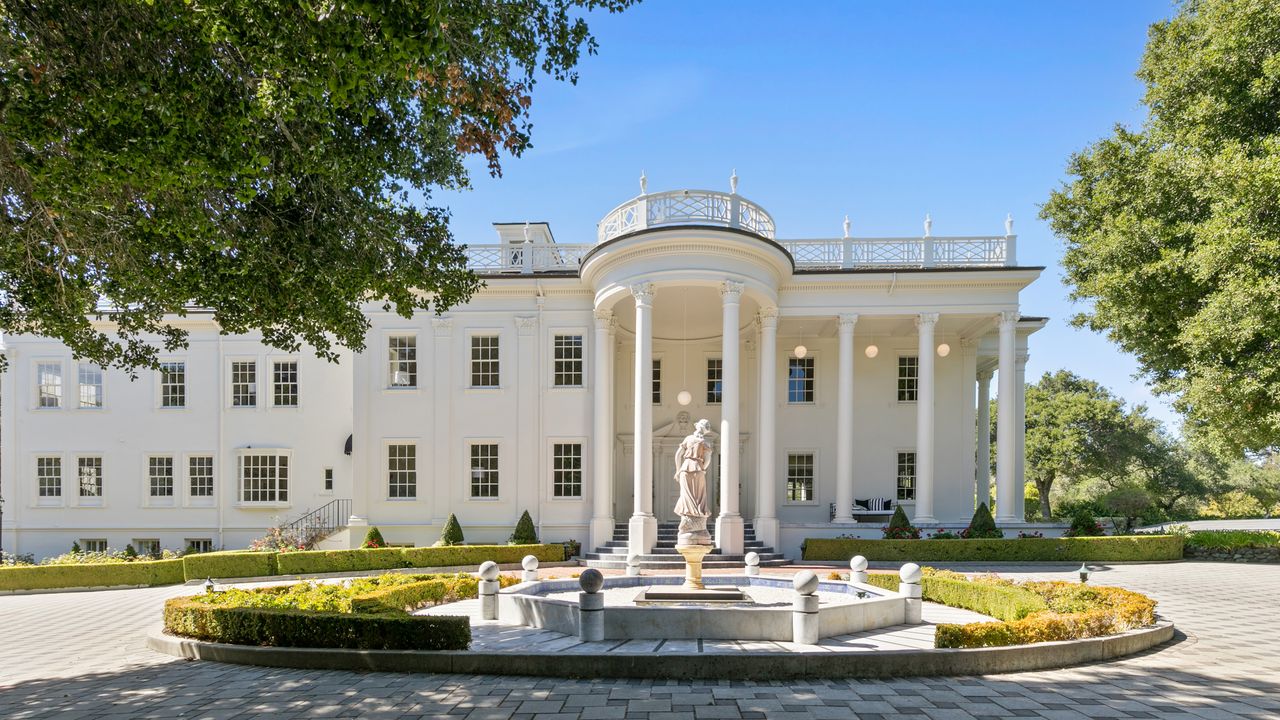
779, 235, 1015, 269
597, 188, 777, 243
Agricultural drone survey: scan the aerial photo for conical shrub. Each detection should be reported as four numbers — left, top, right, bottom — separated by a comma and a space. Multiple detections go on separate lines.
509, 510, 538, 544
964, 503, 1003, 539
883, 505, 921, 539
439, 513, 465, 546
361, 526, 387, 548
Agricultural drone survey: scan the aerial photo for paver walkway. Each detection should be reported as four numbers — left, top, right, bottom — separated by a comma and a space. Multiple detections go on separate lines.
1, 561, 1278, 719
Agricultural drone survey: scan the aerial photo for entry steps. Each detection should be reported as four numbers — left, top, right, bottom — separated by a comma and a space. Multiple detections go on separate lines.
580, 521, 789, 569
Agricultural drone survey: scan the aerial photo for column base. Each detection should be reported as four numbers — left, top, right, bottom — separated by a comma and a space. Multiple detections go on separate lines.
628, 513, 658, 557
996, 516, 1021, 525
913, 515, 937, 524
589, 516, 615, 553
715, 514, 745, 555
831, 516, 858, 525
753, 516, 780, 550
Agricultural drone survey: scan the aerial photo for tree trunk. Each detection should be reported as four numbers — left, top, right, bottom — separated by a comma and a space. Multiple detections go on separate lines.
1036, 477, 1053, 520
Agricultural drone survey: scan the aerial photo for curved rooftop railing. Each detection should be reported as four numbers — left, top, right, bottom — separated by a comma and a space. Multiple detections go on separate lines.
597, 189, 776, 244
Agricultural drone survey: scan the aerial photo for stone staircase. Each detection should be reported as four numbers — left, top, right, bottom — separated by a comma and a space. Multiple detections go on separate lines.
581, 521, 789, 569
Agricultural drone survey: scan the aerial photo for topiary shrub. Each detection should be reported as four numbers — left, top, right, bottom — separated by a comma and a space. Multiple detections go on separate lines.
439, 514, 465, 546
963, 503, 1003, 539
1067, 509, 1106, 537
509, 511, 538, 545
71, 541, 82, 554
362, 526, 387, 549
124, 544, 138, 559
883, 506, 921, 540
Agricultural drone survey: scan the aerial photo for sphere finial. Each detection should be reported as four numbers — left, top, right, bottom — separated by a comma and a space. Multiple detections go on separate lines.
842, 214, 851, 239
1005, 212, 1014, 236
923, 213, 933, 238
639, 170, 647, 195
730, 168, 739, 194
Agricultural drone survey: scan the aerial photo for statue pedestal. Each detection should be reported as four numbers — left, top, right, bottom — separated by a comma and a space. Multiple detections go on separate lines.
676, 544, 713, 590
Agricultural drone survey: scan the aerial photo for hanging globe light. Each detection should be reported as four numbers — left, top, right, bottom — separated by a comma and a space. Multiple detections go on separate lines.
937, 343, 951, 358
864, 344, 879, 359
677, 390, 692, 406
793, 343, 808, 359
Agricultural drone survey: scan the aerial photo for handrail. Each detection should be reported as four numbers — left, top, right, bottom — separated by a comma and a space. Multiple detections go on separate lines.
284, 498, 351, 546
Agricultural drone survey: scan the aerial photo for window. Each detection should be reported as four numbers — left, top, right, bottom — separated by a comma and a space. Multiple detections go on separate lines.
148, 456, 174, 498
78, 457, 103, 499
81, 539, 108, 553
238, 452, 289, 503
133, 539, 161, 557
897, 451, 917, 501
388, 444, 417, 499
470, 335, 500, 388
78, 365, 103, 408
553, 334, 583, 387
188, 456, 214, 498
787, 453, 815, 502
36, 456, 62, 498
324, 467, 334, 491
159, 362, 186, 408
469, 443, 499, 498
185, 538, 214, 554
273, 360, 298, 407
706, 358, 723, 404
897, 356, 919, 402
231, 361, 257, 407
553, 443, 583, 498
388, 336, 417, 387
37, 362, 62, 408
788, 357, 815, 404
652, 359, 662, 404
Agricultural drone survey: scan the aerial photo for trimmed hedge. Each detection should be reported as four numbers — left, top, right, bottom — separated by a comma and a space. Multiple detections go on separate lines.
163, 596, 470, 650
275, 547, 409, 575
182, 551, 278, 581
935, 582, 1157, 649
400, 543, 563, 569
803, 535, 1183, 562
273, 544, 564, 576
0, 558, 184, 592
860, 573, 1047, 621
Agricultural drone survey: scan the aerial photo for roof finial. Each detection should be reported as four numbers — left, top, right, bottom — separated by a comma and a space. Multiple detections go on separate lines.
842, 214, 851, 239
1005, 213, 1014, 236
924, 213, 932, 238
730, 168, 739, 194
523, 221, 531, 243
639, 170, 647, 195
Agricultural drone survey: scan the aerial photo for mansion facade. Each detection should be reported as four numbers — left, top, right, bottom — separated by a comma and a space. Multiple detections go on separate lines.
1, 182, 1043, 561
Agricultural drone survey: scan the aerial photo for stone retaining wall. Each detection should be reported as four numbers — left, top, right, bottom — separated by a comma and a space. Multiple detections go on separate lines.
1184, 546, 1280, 563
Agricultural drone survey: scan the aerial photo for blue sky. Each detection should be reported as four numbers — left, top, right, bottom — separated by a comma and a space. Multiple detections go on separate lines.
433, 0, 1179, 428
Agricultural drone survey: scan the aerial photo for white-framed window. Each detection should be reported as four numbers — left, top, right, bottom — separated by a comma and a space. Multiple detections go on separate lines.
786, 452, 815, 503
77, 456, 103, 502
388, 335, 417, 388
897, 451, 917, 501
81, 539, 108, 553
133, 539, 161, 557
706, 357, 723, 404
652, 359, 662, 404
231, 361, 257, 407
324, 467, 334, 492
553, 334, 584, 387
238, 451, 289, 504
78, 365, 104, 408
36, 456, 62, 501
185, 538, 214, 553
148, 456, 175, 502
388, 443, 417, 499
470, 335, 500, 388
469, 443, 499, 498
159, 362, 186, 408
272, 360, 298, 407
788, 357, 815, 404
188, 455, 214, 499
552, 442, 583, 498
36, 362, 62, 408
897, 356, 918, 402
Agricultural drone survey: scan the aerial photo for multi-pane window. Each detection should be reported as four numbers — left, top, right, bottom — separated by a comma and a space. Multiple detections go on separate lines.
148, 456, 175, 498
134, 539, 161, 557
788, 357, 815, 403
469, 443, 499, 498
897, 356, 919, 402
160, 362, 186, 408
37, 457, 61, 497
231, 361, 257, 407
553, 334, 583, 387
239, 453, 289, 503
652, 359, 662, 404
185, 539, 214, 553
82, 539, 108, 553
787, 453, 815, 502
470, 335, 500, 388
189, 456, 214, 498
388, 444, 417, 499
897, 451, 917, 501
706, 358, 723, 404
37, 362, 62, 408
553, 443, 583, 498
273, 361, 298, 407
389, 336, 417, 387
78, 457, 103, 498
324, 467, 334, 491
78, 365, 103, 408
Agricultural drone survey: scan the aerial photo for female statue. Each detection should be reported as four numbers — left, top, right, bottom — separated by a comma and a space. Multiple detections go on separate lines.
673, 418, 714, 546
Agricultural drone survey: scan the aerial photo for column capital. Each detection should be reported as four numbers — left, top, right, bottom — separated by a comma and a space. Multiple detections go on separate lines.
1016, 351, 1030, 365
593, 308, 613, 329
758, 306, 779, 328
915, 312, 939, 328
515, 315, 539, 335
999, 310, 1020, 326
977, 367, 995, 382
431, 317, 453, 336
720, 280, 745, 302
837, 313, 859, 332
630, 282, 655, 306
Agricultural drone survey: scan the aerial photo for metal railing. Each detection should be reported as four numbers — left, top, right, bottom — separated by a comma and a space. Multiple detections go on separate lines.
285, 498, 352, 546
597, 189, 776, 243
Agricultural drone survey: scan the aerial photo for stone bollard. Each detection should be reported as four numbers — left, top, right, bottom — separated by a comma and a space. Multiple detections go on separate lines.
521, 554, 539, 583
478, 561, 500, 621
744, 551, 760, 576
578, 568, 605, 642
626, 553, 642, 577
792, 570, 820, 645
848, 555, 868, 585
899, 562, 923, 624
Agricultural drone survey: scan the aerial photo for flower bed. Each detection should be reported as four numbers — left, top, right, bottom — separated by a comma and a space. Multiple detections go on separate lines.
803, 535, 1183, 562
1182, 530, 1280, 563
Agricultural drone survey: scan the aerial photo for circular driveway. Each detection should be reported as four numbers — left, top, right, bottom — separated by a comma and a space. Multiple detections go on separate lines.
2, 562, 1277, 719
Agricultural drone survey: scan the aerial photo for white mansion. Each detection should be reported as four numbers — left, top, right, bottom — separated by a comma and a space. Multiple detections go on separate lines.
0, 180, 1044, 562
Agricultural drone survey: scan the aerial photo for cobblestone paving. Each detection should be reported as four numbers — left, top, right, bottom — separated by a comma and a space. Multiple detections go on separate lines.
2, 562, 1278, 719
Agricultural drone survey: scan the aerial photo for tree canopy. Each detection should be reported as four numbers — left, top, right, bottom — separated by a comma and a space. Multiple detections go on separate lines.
0, 0, 631, 370
1041, 0, 1280, 453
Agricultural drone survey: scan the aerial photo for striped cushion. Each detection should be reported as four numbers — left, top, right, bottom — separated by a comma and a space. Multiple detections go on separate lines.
867, 497, 887, 511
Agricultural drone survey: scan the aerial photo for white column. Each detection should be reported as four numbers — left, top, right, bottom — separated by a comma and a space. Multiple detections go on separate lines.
590, 309, 615, 550
995, 311, 1019, 523
628, 283, 658, 557
430, 318, 454, 530
754, 306, 780, 549
1015, 350, 1029, 520
515, 316, 539, 522
833, 313, 858, 523
976, 368, 993, 511
913, 313, 938, 524
716, 280, 745, 555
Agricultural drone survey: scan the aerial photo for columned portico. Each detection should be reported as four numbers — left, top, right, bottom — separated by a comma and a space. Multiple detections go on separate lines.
996, 310, 1020, 523
715, 280, 745, 555
628, 283, 658, 556
590, 309, 615, 550
833, 313, 858, 523
754, 306, 780, 549
976, 368, 993, 510
913, 313, 938, 523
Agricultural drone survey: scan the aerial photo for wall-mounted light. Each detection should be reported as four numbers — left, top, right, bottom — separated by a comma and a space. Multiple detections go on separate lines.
864, 344, 879, 359
677, 390, 692, 406
936, 343, 951, 358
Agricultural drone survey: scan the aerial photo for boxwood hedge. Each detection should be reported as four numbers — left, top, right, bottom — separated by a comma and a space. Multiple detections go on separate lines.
0, 558, 184, 592
861, 572, 1048, 621
804, 535, 1183, 562
181, 551, 278, 581
273, 544, 564, 576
